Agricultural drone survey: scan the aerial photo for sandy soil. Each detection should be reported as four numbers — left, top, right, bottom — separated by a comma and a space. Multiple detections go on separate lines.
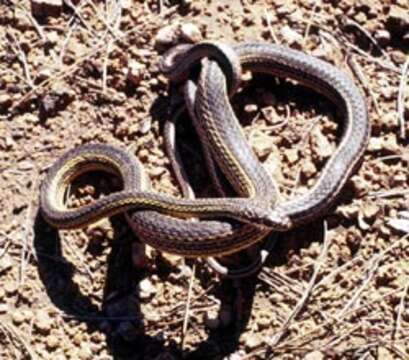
0, 0, 408, 359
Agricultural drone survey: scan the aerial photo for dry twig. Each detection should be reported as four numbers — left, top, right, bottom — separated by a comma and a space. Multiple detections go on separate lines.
180, 263, 196, 351
397, 57, 409, 139
268, 221, 330, 347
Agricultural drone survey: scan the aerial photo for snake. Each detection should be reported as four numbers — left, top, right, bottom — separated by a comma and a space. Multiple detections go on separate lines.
40, 41, 370, 261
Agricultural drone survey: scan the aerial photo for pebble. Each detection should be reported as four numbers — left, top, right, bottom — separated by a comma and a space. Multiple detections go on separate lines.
243, 333, 263, 350
35, 310, 53, 334
250, 131, 276, 159
46, 31, 60, 45
127, 60, 145, 87
179, 23, 202, 43
0, 304, 9, 314
311, 127, 333, 159
46, 335, 59, 350
368, 137, 383, 152
31, 0, 62, 18
301, 160, 317, 178
244, 103, 258, 114
280, 25, 303, 46
12, 311, 25, 325
4, 281, 17, 295
304, 350, 325, 360
361, 203, 380, 220
154, 23, 179, 49
78, 346, 93, 360
374, 29, 391, 46
139, 278, 155, 299
285, 148, 299, 164
0, 94, 12, 110
139, 119, 151, 135
377, 347, 395, 360
380, 86, 395, 101
256, 309, 272, 330
0, 253, 13, 274
382, 134, 399, 153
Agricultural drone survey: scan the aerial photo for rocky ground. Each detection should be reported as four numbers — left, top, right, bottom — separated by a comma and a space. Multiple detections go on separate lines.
0, 0, 409, 359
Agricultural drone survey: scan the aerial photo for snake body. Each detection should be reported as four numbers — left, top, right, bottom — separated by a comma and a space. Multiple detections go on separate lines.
40, 41, 370, 258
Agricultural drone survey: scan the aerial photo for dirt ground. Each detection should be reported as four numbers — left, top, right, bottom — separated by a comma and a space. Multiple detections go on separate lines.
1, 0, 409, 359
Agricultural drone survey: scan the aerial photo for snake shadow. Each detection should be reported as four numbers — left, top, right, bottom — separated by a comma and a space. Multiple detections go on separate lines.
34, 210, 178, 359
34, 69, 359, 359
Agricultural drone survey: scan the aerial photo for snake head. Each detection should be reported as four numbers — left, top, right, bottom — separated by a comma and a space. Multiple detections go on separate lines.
264, 209, 292, 231
242, 202, 292, 230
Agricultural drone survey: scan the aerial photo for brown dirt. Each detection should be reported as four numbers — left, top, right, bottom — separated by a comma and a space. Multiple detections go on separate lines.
1, 0, 409, 359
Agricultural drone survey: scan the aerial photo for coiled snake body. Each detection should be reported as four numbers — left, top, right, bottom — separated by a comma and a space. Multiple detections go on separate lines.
40, 41, 370, 261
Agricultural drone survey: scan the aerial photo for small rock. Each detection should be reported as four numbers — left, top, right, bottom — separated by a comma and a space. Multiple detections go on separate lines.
149, 166, 166, 178
78, 345, 92, 360
139, 119, 151, 135
0, 253, 13, 274
361, 203, 380, 220
367, 137, 383, 152
374, 29, 391, 46
380, 86, 395, 101
46, 335, 59, 350
244, 333, 263, 350
351, 176, 370, 197
46, 31, 59, 45
31, 0, 62, 18
391, 50, 407, 64
35, 311, 53, 334
12, 311, 25, 325
0, 304, 9, 314
0, 94, 12, 111
377, 346, 395, 360
127, 60, 145, 87
4, 282, 17, 295
256, 310, 272, 330
250, 131, 276, 159
284, 148, 299, 164
179, 23, 202, 43
382, 134, 399, 153
244, 104, 258, 114
280, 25, 303, 46
311, 127, 333, 159
304, 350, 325, 360
301, 160, 317, 178
154, 23, 180, 49
139, 278, 154, 299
